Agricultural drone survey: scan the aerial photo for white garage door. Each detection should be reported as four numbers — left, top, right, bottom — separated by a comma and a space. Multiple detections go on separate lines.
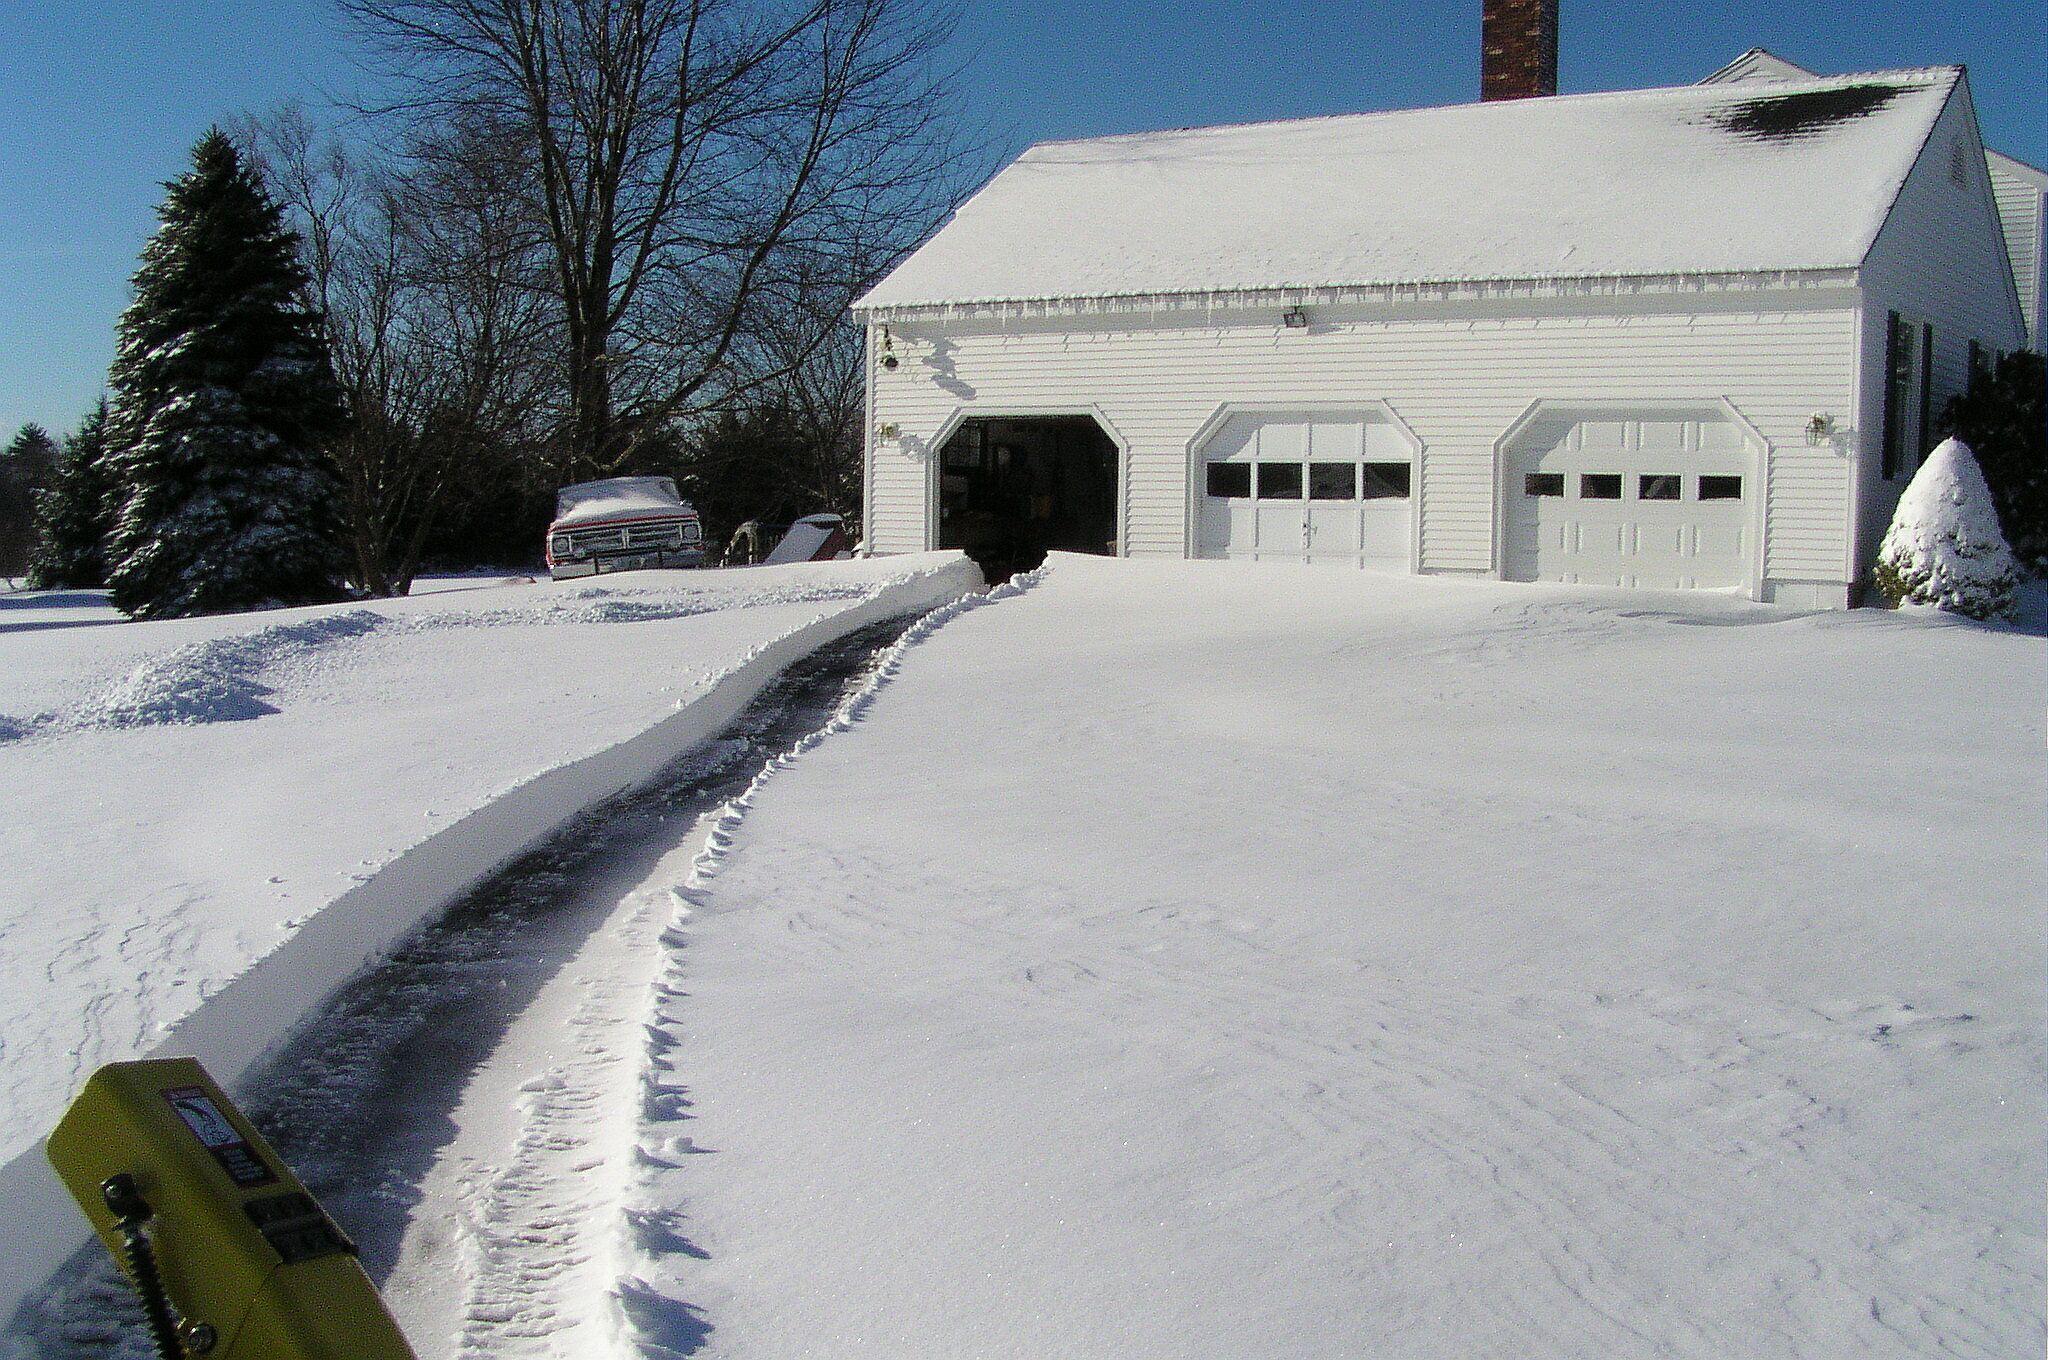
1196, 412, 1414, 570
1503, 413, 1753, 590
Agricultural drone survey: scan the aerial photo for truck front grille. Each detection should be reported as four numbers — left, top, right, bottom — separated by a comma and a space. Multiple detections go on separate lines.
562, 520, 696, 556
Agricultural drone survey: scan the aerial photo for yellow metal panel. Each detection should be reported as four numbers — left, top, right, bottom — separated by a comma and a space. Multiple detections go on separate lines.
46, 1057, 415, 1360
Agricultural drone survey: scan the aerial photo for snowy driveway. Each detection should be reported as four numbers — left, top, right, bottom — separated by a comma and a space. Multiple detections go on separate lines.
624, 557, 2044, 1359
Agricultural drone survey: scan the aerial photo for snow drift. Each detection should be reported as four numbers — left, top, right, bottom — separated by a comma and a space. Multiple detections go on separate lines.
613, 555, 2044, 1358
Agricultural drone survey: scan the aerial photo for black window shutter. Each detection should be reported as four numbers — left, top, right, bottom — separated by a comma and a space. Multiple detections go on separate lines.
1881, 311, 1902, 481
1918, 323, 1935, 464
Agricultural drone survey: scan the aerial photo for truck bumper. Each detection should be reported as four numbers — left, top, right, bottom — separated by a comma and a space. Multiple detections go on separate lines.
551, 548, 704, 580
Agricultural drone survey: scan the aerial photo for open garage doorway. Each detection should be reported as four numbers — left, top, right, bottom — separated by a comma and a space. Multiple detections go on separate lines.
936, 416, 1120, 581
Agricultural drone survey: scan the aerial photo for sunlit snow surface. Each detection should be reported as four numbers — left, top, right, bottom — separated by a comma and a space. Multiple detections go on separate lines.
860, 70, 1957, 308
0, 555, 976, 1322
621, 557, 2043, 1358
3, 558, 2041, 1359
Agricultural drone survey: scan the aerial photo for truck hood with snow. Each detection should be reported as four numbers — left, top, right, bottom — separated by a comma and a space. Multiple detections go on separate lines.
553, 477, 691, 528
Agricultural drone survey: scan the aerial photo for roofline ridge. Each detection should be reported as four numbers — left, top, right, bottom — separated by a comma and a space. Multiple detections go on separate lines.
1019, 66, 1962, 158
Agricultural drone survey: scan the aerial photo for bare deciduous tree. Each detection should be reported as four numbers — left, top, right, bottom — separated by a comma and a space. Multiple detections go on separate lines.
343, 0, 965, 479
242, 107, 554, 594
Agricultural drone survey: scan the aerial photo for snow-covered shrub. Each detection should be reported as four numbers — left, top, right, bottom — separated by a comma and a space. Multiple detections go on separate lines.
1874, 437, 2018, 620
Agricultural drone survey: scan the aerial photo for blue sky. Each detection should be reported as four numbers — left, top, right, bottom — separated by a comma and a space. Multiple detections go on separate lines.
1, 0, 2041, 438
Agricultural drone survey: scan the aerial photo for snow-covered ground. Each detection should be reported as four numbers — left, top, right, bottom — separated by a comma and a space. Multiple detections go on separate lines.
0, 555, 977, 1321
611, 557, 2044, 1358
6, 556, 2040, 1358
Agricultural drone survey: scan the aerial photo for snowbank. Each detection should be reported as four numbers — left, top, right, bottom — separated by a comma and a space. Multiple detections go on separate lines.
0, 554, 976, 1325
619, 555, 2043, 1358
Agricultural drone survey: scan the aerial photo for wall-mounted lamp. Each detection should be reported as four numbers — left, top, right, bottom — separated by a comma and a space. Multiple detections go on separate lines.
1805, 412, 1834, 446
877, 422, 901, 440
1281, 307, 1309, 329
879, 325, 899, 371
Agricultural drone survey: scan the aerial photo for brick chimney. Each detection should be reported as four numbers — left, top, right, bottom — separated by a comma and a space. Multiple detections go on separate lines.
1481, 0, 1558, 101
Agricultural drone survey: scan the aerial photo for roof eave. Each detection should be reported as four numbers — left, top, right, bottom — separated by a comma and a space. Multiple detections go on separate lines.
855, 267, 1866, 323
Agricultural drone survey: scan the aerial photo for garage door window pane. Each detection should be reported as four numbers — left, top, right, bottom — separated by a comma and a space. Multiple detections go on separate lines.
1206, 462, 1251, 499
1309, 462, 1355, 500
1361, 462, 1411, 499
1524, 473, 1565, 497
1257, 463, 1302, 499
1580, 474, 1622, 500
1699, 475, 1743, 501
1639, 475, 1680, 501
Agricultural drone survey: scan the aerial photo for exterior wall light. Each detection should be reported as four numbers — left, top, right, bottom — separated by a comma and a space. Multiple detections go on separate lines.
1805, 412, 1834, 446
879, 325, 900, 370
1282, 307, 1309, 329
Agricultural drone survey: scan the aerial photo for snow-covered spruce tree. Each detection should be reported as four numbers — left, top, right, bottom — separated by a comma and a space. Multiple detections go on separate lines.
1874, 437, 2018, 620
105, 129, 350, 619
26, 402, 119, 588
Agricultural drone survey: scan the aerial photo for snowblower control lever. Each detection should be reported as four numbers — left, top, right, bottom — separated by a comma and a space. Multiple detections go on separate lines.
46, 1057, 417, 1360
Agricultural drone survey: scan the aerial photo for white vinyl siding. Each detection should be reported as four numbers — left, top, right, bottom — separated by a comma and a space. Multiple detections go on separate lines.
866, 295, 1857, 595
1987, 152, 2047, 350
1856, 85, 2029, 584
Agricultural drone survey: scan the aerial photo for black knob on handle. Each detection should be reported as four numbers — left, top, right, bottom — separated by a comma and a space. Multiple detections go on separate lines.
102, 1173, 151, 1223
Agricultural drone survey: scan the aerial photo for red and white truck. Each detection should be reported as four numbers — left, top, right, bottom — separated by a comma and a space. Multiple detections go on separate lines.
546, 477, 705, 580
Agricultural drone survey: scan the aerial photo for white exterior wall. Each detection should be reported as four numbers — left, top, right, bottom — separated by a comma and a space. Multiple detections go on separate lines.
1854, 84, 2029, 585
1987, 152, 2047, 350
865, 291, 1860, 601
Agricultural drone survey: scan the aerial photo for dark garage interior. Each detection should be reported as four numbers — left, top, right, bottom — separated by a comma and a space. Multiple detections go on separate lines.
936, 416, 1119, 581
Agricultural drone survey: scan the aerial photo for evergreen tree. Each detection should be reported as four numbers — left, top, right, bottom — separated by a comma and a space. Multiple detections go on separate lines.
27, 403, 119, 589
0, 424, 59, 582
1939, 349, 2047, 567
1874, 437, 2018, 620
670, 404, 811, 557
1, 424, 60, 534
104, 129, 351, 619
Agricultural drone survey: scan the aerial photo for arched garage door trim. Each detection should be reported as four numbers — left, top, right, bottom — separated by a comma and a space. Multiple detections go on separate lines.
1185, 400, 1425, 572
920, 403, 1133, 556
1490, 397, 1770, 598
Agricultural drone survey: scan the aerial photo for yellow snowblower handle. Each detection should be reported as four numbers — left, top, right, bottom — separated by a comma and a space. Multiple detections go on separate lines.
46, 1057, 416, 1360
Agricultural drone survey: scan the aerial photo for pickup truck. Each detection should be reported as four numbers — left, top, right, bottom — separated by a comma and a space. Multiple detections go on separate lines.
546, 476, 705, 579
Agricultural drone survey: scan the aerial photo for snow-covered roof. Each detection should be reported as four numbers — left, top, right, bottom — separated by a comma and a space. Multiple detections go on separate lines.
857, 70, 1961, 312
1701, 50, 2044, 181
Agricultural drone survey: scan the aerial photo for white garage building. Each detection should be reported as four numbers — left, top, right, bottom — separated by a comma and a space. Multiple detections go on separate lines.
856, 62, 2028, 605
